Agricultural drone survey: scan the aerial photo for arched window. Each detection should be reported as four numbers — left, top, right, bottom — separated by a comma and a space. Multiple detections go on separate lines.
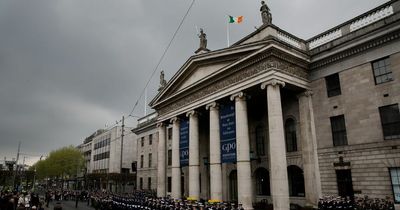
287, 165, 305, 197
285, 118, 297, 152
255, 125, 265, 156
255, 168, 270, 196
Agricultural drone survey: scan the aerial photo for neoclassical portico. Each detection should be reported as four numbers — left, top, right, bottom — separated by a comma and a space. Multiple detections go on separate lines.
151, 20, 322, 209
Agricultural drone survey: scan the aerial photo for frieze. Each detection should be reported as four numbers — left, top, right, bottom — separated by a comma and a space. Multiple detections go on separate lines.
158, 53, 308, 116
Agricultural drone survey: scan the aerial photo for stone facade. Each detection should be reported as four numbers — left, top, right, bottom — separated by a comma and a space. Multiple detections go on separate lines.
311, 51, 400, 198
132, 114, 174, 193
135, 1, 400, 210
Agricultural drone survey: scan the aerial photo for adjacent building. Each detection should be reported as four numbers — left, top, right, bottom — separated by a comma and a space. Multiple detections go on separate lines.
138, 1, 400, 210
78, 126, 137, 192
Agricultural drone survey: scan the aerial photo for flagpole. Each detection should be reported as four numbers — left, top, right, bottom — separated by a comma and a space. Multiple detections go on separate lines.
227, 19, 230, 47
144, 87, 147, 116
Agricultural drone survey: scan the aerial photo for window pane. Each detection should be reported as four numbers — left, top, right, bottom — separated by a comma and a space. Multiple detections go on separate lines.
331, 115, 347, 146
326, 73, 341, 97
390, 168, 400, 203
379, 104, 400, 140
382, 75, 389, 83
387, 73, 393, 81
376, 77, 382, 84
374, 68, 380, 76
385, 58, 391, 65
379, 60, 385, 67
256, 126, 265, 156
373, 57, 393, 85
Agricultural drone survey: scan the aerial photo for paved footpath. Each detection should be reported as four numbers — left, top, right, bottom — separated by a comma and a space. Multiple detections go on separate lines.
47, 201, 93, 210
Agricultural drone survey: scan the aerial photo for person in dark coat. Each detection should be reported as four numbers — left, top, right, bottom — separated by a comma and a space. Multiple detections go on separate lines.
75, 191, 79, 208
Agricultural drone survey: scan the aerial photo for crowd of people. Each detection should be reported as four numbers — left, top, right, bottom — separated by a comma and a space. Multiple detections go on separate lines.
90, 191, 244, 210
0, 191, 43, 210
2, 189, 398, 210
318, 195, 396, 210
0, 189, 91, 210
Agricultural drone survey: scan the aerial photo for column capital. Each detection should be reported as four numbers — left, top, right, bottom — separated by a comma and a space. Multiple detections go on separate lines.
186, 110, 198, 118
230, 92, 246, 101
170, 117, 180, 124
297, 90, 314, 99
205, 102, 219, 111
261, 79, 286, 90
157, 122, 165, 128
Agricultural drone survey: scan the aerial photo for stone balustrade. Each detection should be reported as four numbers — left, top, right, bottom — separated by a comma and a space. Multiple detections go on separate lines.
350, 5, 394, 32
277, 31, 302, 49
308, 2, 395, 51
309, 29, 342, 50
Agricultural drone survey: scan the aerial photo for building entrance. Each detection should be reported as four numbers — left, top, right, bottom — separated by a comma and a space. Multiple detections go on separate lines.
336, 169, 354, 197
229, 170, 238, 201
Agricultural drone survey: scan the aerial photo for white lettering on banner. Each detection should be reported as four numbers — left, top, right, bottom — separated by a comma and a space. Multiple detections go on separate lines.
180, 150, 189, 158
222, 142, 236, 153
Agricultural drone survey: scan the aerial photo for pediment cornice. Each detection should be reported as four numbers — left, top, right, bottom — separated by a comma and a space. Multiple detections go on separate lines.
154, 46, 309, 117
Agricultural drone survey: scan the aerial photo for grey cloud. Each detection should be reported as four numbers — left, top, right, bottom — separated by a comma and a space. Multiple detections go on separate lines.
0, 0, 389, 165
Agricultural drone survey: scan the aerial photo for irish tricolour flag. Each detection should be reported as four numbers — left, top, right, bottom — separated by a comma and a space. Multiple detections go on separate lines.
228, 15, 243, 24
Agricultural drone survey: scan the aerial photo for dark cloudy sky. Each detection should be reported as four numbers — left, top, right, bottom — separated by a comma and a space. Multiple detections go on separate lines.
0, 0, 389, 165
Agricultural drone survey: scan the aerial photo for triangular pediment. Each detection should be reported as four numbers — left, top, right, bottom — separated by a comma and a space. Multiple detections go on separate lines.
150, 44, 263, 106
174, 59, 236, 93
150, 39, 310, 110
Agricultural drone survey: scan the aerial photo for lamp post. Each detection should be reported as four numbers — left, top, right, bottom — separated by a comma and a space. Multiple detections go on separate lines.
32, 155, 43, 192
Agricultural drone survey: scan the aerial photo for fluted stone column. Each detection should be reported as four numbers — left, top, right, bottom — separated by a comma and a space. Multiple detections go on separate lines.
230, 92, 253, 210
170, 117, 182, 199
298, 90, 322, 207
261, 79, 289, 210
157, 122, 167, 197
187, 110, 200, 200
206, 102, 223, 201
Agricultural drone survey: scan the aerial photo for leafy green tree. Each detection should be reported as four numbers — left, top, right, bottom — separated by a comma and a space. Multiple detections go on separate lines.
34, 146, 84, 180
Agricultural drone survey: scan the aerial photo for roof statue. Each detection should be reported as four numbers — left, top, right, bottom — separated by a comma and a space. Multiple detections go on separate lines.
195, 28, 210, 54
260, 1, 272, 25
158, 70, 167, 91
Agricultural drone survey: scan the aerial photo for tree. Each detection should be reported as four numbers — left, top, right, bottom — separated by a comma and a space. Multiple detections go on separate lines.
34, 146, 84, 181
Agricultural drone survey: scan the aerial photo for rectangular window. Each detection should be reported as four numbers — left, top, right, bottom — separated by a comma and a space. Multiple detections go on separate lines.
330, 115, 348, 146
139, 177, 143, 190
140, 155, 144, 168
141, 137, 144, 147
256, 126, 265, 156
149, 134, 153, 145
148, 153, 152, 168
390, 168, 400, 203
167, 177, 172, 193
168, 150, 172, 166
131, 161, 137, 172
325, 73, 341, 97
168, 128, 173, 140
148, 177, 152, 190
372, 57, 393, 85
379, 104, 400, 140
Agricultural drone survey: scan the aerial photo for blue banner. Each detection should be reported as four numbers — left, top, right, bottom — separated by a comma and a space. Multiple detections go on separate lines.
219, 102, 237, 163
179, 118, 189, 167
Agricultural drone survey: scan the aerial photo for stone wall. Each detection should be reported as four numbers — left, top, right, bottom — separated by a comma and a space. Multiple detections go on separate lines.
136, 128, 159, 191
311, 48, 400, 199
